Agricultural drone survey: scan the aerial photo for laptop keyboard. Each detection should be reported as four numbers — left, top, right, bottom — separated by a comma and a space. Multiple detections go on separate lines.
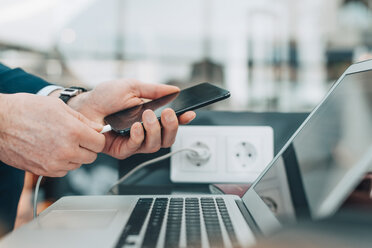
115, 197, 239, 248
165, 198, 183, 247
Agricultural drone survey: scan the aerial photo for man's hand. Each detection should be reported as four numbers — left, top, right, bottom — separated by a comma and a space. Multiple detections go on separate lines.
67, 79, 196, 159
0, 93, 105, 177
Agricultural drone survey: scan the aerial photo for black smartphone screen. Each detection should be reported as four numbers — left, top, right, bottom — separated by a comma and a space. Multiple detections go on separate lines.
104, 82, 230, 135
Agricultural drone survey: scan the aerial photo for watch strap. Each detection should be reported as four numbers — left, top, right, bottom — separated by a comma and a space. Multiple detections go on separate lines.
59, 94, 71, 104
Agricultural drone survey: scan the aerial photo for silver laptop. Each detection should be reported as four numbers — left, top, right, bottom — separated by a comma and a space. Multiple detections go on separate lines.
2, 60, 372, 248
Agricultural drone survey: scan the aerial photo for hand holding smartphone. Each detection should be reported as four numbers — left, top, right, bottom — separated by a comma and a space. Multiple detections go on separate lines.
104, 82, 230, 135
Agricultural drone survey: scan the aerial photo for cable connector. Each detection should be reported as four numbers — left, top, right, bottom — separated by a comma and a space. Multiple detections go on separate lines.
107, 147, 203, 194
185, 142, 211, 167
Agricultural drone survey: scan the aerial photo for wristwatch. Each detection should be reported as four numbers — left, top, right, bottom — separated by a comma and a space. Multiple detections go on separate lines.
59, 86, 87, 104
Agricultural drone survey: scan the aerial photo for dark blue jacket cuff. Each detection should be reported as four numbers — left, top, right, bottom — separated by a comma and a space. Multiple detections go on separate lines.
0, 63, 51, 94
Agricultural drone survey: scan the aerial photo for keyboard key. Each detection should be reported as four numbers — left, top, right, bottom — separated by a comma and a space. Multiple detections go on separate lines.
164, 198, 184, 248
185, 198, 201, 248
141, 198, 169, 248
201, 198, 224, 247
216, 199, 240, 248
115, 198, 153, 248
117, 197, 239, 248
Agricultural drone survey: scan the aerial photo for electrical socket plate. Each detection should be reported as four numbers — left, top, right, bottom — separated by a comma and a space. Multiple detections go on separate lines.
170, 126, 274, 183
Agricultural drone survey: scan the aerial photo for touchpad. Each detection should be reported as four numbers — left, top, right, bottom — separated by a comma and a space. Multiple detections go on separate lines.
39, 210, 117, 229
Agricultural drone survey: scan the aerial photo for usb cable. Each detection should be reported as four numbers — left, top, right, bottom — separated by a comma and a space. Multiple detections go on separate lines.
33, 124, 113, 218
33, 145, 206, 218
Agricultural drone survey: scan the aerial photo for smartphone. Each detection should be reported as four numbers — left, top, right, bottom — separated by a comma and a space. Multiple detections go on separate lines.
104, 82, 230, 135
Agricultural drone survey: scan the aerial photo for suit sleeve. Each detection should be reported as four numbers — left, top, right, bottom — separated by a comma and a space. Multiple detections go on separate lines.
0, 63, 51, 94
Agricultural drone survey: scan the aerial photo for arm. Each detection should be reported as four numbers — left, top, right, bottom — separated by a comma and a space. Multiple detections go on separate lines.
0, 63, 195, 168
0, 63, 50, 94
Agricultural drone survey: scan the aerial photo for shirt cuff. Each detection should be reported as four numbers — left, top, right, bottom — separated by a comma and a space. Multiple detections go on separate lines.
36, 85, 63, 96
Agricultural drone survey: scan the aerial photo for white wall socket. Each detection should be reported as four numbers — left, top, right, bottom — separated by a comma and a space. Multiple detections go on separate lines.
170, 126, 274, 183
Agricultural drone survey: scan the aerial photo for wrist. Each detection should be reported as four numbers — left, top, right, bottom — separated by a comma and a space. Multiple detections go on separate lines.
48, 89, 62, 98
47, 88, 89, 112
66, 91, 89, 112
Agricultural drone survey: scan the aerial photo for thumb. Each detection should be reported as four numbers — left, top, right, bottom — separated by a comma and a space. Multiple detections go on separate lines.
68, 107, 104, 132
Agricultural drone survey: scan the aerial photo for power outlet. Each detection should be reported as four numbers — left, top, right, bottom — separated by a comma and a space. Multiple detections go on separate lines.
171, 126, 274, 183
181, 136, 217, 172
228, 139, 258, 172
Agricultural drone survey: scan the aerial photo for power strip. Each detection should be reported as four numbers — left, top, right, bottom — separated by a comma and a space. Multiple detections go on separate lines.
170, 126, 274, 183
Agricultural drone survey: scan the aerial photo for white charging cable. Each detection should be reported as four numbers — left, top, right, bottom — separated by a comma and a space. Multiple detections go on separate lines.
107, 147, 207, 195
33, 175, 43, 218
33, 124, 113, 219
33, 125, 210, 218
33, 146, 207, 218
100, 124, 112, 134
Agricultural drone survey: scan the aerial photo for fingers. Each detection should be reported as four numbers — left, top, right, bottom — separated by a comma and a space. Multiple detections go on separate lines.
100, 122, 144, 159
126, 122, 145, 152
132, 82, 180, 99
116, 122, 145, 158
51, 162, 80, 177
70, 147, 98, 165
55, 162, 81, 172
48, 170, 69, 178
36, 162, 81, 177
67, 106, 104, 132
142, 109, 161, 153
77, 122, 106, 153
160, 108, 178, 147
66, 107, 106, 153
131, 109, 191, 152
64, 106, 104, 164
178, 111, 196, 124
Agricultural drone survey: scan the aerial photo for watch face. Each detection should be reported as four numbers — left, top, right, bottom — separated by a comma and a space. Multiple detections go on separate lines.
60, 87, 87, 102
61, 88, 80, 97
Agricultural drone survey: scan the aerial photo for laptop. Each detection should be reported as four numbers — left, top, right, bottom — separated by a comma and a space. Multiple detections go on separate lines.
2, 60, 372, 248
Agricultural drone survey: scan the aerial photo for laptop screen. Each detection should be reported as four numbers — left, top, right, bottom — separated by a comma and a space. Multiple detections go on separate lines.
252, 70, 372, 224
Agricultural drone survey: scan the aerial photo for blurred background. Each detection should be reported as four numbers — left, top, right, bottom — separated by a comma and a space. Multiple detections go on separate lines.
2, 0, 372, 228
2, 0, 372, 112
